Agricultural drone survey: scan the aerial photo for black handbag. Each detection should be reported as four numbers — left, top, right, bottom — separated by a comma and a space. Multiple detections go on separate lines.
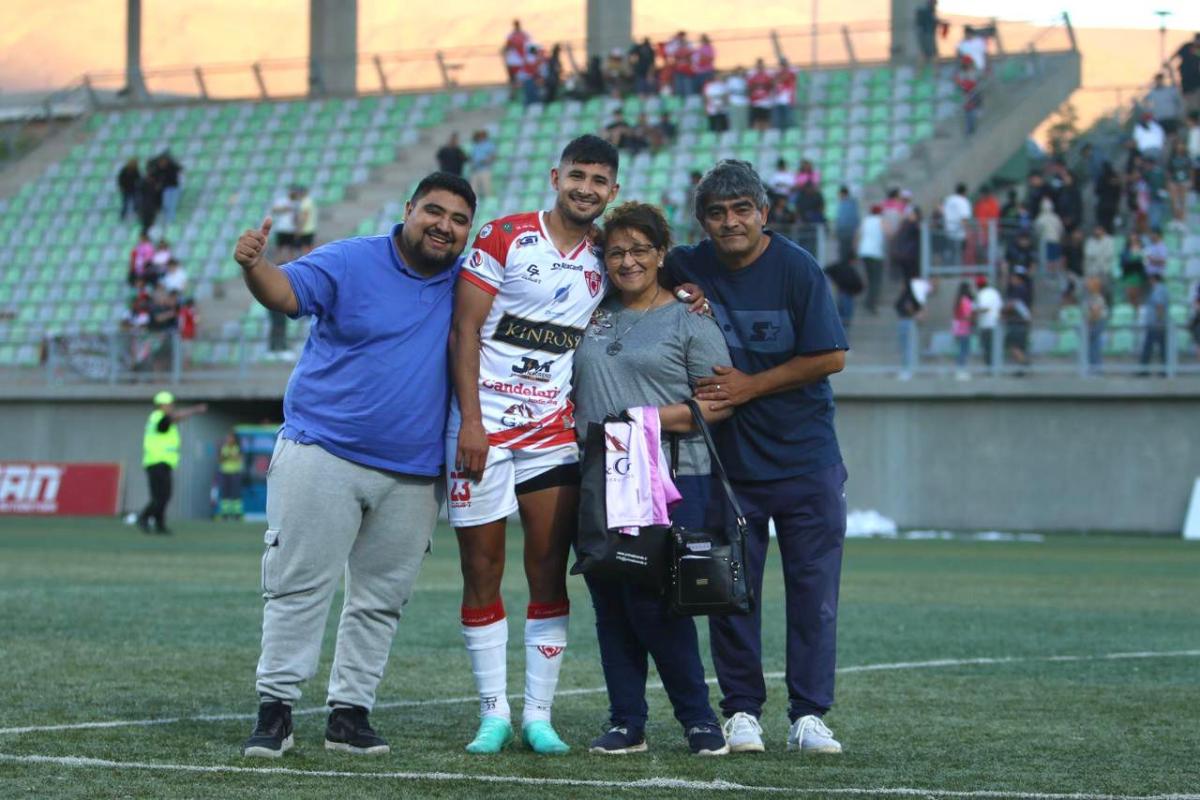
570, 415, 671, 592
667, 400, 754, 617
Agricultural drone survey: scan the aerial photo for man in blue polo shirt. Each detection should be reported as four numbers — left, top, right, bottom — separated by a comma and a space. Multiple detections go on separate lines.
664, 159, 849, 756
232, 172, 476, 759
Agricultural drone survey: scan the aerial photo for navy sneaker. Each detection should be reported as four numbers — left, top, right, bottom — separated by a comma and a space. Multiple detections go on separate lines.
324, 705, 389, 755
686, 722, 730, 756
242, 699, 294, 758
588, 724, 648, 754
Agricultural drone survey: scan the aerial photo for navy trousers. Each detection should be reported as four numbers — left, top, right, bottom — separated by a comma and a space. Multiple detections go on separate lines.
584, 474, 719, 731
708, 462, 848, 722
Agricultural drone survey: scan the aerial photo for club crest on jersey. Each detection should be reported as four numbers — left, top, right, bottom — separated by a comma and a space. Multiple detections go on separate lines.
478, 223, 493, 239
585, 270, 602, 297
516, 234, 539, 248
502, 222, 514, 233
469, 250, 483, 267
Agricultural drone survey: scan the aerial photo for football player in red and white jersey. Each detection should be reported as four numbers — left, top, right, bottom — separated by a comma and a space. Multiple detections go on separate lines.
448, 135, 621, 756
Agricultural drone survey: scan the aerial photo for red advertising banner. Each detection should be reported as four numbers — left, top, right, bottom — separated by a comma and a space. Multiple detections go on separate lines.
0, 462, 122, 516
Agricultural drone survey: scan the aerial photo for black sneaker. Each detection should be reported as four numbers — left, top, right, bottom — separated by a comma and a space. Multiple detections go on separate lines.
325, 705, 390, 755
686, 722, 730, 756
588, 724, 648, 755
136, 515, 151, 534
242, 699, 294, 758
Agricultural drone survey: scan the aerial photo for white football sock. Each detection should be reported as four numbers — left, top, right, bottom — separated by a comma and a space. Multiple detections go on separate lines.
461, 603, 510, 720
522, 602, 569, 725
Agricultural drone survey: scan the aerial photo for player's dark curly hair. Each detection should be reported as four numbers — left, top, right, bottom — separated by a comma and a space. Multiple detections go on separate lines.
600, 202, 673, 253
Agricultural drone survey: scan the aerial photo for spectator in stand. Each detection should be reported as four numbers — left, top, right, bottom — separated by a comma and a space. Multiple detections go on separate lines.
655, 112, 678, 148
795, 182, 826, 226
632, 113, 657, 154
768, 194, 797, 228
951, 280, 975, 380
1166, 138, 1193, 226
746, 59, 774, 131
1186, 112, 1200, 193
1143, 154, 1168, 230
604, 47, 632, 97
793, 159, 821, 197
178, 296, 197, 367
1095, 162, 1122, 233
1033, 197, 1064, 274
1174, 35, 1200, 116
436, 132, 469, 177
155, 151, 183, 226
160, 259, 188, 295
1022, 171, 1051, 220
543, 45, 563, 104
604, 109, 634, 149
1146, 73, 1184, 136
894, 277, 930, 380
955, 56, 982, 136
956, 26, 988, 73
118, 158, 141, 222
1003, 230, 1038, 305
129, 232, 156, 286
139, 160, 161, 234
703, 71, 730, 132
630, 38, 657, 97
295, 186, 318, 256
1082, 275, 1108, 374
772, 60, 797, 130
151, 238, 173, 275
972, 184, 1000, 256
768, 159, 794, 200
518, 44, 544, 106
664, 32, 694, 96
1190, 280, 1200, 348
857, 204, 886, 315
941, 182, 972, 266
915, 0, 941, 65
1133, 112, 1166, 162
1003, 269, 1033, 370
126, 283, 152, 329
1061, 227, 1085, 302
585, 55, 607, 97
1139, 273, 1169, 373
1083, 224, 1116, 299
502, 19, 531, 97
1143, 227, 1168, 279
1119, 235, 1147, 305
268, 187, 300, 358
891, 205, 922, 281
693, 34, 716, 91
880, 188, 907, 265
973, 274, 1002, 367
1053, 170, 1083, 235
834, 186, 860, 265
469, 130, 497, 200
147, 285, 179, 332
724, 68, 749, 123
999, 187, 1022, 233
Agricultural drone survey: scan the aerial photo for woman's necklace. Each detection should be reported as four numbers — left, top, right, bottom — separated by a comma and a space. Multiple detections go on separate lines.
605, 286, 661, 356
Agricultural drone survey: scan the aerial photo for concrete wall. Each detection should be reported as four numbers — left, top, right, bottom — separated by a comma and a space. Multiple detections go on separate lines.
586, 0, 632, 60
309, 0, 358, 95
1, 378, 1197, 533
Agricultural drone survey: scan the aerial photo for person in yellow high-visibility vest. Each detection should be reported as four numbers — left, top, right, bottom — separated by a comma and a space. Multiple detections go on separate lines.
138, 391, 207, 535
217, 430, 244, 521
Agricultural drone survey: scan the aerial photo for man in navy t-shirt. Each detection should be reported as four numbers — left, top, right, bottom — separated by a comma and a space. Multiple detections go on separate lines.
231, 172, 476, 759
664, 159, 849, 756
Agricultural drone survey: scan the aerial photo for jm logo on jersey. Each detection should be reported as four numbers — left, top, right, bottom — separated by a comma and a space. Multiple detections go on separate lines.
511, 356, 554, 382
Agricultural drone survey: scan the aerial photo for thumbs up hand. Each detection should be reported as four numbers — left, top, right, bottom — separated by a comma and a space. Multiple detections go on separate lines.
234, 217, 273, 271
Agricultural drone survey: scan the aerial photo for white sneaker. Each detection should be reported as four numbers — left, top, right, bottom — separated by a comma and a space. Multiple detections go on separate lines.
721, 712, 765, 753
787, 715, 842, 754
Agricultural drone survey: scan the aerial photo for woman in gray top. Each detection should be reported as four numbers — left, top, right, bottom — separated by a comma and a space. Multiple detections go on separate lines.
573, 201, 733, 756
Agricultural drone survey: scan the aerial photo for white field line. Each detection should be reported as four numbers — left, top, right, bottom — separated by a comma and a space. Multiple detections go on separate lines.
0, 753, 1198, 800
0, 649, 1197, 737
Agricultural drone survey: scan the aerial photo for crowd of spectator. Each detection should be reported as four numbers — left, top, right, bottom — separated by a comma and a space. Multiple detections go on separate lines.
116, 151, 183, 233
122, 233, 196, 367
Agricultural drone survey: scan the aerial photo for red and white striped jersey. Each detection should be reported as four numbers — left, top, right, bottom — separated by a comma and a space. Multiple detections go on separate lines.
450, 211, 607, 451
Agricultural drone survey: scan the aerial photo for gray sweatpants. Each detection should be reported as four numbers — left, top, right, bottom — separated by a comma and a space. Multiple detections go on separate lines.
255, 438, 439, 709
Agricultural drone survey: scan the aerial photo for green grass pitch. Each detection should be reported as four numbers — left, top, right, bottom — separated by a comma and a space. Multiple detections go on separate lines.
0, 518, 1197, 799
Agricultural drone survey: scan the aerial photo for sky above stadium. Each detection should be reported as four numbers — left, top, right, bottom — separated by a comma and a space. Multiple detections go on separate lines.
0, 0, 1197, 137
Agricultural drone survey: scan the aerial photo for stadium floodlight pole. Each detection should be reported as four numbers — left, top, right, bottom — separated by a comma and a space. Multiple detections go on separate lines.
1154, 10, 1171, 68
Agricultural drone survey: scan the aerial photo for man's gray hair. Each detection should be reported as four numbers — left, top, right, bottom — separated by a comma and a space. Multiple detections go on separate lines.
693, 159, 770, 220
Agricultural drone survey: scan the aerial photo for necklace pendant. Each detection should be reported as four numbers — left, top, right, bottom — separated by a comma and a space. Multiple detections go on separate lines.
606, 341, 623, 356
